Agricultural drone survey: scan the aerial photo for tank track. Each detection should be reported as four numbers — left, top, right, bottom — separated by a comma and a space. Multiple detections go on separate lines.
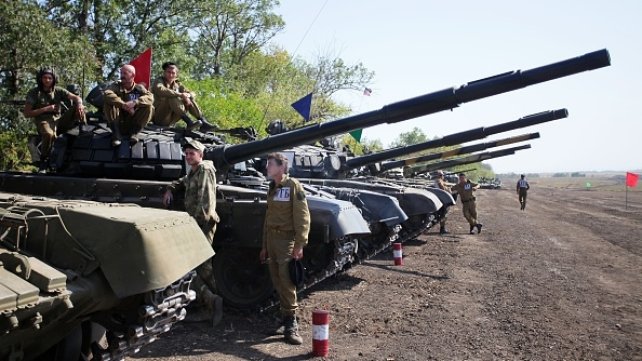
93, 272, 196, 361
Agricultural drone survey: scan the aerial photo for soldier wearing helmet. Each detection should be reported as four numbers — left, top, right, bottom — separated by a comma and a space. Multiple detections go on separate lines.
24, 68, 86, 173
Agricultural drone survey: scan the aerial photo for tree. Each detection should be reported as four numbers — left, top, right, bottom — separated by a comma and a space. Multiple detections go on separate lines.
191, 0, 285, 77
340, 135, 383, 156
389, 127, 428, 148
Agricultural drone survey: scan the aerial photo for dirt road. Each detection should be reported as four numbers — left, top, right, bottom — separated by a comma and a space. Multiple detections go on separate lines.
133, 185, 642, 361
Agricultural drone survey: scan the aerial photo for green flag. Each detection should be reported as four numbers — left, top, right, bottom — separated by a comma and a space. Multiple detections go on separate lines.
586, 182, 591, 188
349, 129, 362, 143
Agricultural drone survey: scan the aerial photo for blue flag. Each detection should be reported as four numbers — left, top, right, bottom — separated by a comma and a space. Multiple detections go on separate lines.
291, 92, 313, 122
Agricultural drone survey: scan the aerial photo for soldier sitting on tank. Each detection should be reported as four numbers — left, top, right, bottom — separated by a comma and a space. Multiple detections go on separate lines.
103, 64, 154, 147
162, 139, 221, 325
151, 62, 218, 133
23, 68, 86, 173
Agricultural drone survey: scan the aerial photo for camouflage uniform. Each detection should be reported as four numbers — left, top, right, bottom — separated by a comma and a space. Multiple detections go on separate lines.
263, 175, 310, 318
435, 177, 451, 234
151, 76, 203, 127
25, 87, 80, 158
103, 81, 154, 135
451, 180, 481, 233
516, 178, 530, 210
167, 159, 220, 305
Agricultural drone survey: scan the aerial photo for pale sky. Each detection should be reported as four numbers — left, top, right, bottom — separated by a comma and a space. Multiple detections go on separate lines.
271, 1, 641, 173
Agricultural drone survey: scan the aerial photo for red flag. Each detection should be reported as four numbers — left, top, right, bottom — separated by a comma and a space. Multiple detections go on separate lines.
626, 172, 639, 187
128, 48, 153, 89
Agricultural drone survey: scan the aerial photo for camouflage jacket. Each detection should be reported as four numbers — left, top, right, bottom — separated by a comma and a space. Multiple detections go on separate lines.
263, 175, 310, 247
168, 160, 219, 228
103, 81, 154, 108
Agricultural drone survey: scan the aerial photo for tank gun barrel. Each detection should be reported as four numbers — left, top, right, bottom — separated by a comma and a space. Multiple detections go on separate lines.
346, 109, 565, 170
378, 132, 539, 173
409, 144, 531, 176
209, 50, 609, 168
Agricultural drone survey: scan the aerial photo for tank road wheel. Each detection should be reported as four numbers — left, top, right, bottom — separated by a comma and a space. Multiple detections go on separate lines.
213, 247, 274, 309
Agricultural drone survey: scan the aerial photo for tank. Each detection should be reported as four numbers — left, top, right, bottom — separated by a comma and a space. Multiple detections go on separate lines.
345, 109, 568, 175
373, 131, 540, 176
0, 191, 214, 361
0, 49, 611, 314
261, 109, 564, 241
405, 144, 532, 177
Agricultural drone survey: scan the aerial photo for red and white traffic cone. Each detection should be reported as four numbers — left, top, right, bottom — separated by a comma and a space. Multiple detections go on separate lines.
312, 309, 330, 357
393, 242, 403, 266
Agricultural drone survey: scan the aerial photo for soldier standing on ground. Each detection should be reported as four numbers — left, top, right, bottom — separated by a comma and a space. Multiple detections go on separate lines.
259, 152, 310, 345
103, 64, 154, 147
23, 68, 86, 173
163, 139, 221, 324
151, 62, 218, 132
451, 173, 483, 234
516, 174, 530, 210
434, 170, 451, 235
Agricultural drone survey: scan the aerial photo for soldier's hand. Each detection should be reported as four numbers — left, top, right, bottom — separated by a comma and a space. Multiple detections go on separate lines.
162, 190, 173, 208
181, 93, 193, 108
292, 245, 303, 260
259, 248, 268, 263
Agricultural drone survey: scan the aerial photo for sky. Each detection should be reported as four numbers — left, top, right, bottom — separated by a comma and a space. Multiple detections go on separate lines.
269, 1, 642, 173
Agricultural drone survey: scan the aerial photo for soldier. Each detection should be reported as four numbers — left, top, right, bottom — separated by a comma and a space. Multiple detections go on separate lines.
103, 64, 154, 147
516, 174, 530, 210
434, 170, 451, 235
151, 62, 218, 132
23, 68, 86, 173
162, 139, 221, 324
259, 152, 310, 345
451, 173, 483, 234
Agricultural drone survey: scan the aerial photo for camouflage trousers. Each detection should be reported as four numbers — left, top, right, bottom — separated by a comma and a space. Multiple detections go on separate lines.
462, 200, 478, 226
438, 206, 449, 229
193, 223, 216, 304
266, 234, 297, 317
153, 96, 203, 127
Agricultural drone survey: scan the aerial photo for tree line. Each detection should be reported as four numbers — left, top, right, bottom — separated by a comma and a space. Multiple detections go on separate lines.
0, 0, 491, 178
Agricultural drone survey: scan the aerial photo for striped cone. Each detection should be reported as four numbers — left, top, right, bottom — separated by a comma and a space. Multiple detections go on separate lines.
312, 309, 330, 357
393, 243, 403, 266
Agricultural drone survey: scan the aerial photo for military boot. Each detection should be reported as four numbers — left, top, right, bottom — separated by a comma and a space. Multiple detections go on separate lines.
201, 288, 223, 327
129, 124, 145, 145
37, 158, 49, 174
283, 316, 303, 345
476, 223, 483, 234
469, 225, 475, 234
181, 114, 202, 131
110, 123, 122, 147
199, 117, 219, 133
439, 226, 449, 235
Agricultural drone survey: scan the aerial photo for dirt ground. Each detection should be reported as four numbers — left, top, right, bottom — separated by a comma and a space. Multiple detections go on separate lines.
133, 181, 642, 361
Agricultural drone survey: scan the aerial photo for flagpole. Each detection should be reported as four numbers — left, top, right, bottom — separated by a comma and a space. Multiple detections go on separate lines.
625, 181, 628, 210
